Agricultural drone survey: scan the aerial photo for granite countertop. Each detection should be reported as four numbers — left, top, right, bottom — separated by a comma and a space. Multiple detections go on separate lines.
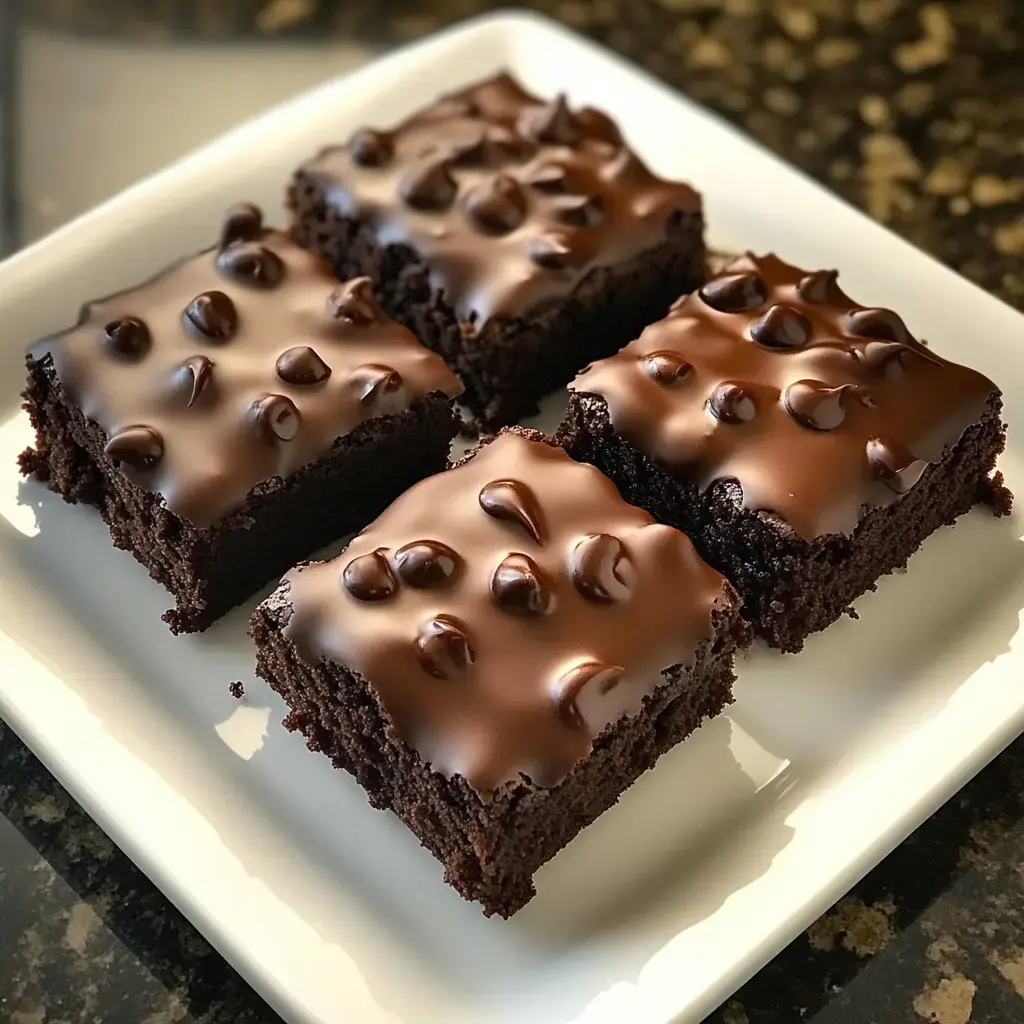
1, 2, 1022, 1022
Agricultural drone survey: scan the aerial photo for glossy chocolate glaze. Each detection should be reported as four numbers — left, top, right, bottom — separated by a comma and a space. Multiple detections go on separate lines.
570, 253, 998, 538
281, 432, 732, 794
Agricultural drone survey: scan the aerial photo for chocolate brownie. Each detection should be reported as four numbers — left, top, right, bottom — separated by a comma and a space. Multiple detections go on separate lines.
20, 203, 463, 633
250, 429, 748, 917
289, 72, 703, 429
562, 253, 1012, 652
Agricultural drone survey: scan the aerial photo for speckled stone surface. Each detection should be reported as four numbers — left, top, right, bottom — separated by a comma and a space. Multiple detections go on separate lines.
2, 2, 1023, 1022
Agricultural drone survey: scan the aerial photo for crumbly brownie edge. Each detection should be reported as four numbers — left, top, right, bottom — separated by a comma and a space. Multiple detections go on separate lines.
288, 172, 704, 429
251, 582, 746, 918
560, 391, 1011, 652
20, 353, 459, 633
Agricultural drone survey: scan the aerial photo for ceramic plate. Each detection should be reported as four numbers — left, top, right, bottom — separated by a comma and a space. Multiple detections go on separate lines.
1, 12, 1021, 1024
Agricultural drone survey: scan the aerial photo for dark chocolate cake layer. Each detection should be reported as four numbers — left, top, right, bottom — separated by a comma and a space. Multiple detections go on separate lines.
251, 429, 749, 915
290, 73, 704, 427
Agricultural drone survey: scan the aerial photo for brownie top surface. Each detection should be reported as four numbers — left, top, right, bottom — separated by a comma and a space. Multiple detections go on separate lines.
29, 204, 463, 529
299, 72, 700, 327
279, 430, 731, 795
570, 253, 999, 539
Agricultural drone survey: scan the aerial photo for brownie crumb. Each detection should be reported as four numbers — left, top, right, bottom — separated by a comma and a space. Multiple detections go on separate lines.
228, 680, 245, 699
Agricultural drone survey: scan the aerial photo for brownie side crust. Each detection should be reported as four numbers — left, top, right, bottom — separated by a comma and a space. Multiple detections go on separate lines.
561, 390, 1009, 653
21, 352, 457, 632
251, 584, 747, 918
289, 172, 704, 428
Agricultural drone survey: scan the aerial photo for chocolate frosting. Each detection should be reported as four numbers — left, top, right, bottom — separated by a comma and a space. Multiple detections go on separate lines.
301, 72, 700, 325
281, 432, 731, 794
29, 206, 463, 529
570, 253, 998, 539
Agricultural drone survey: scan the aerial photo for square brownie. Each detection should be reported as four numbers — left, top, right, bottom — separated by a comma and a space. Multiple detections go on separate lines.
289, 72, 704, 429
562, 253, 1012, 652
20, 203, 463, 633
250, 428, 748, 917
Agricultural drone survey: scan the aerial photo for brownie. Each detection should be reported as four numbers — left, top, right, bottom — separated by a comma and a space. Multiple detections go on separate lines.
289, 72, 704, 429
250, 428, 749, 917
562, 253, 1012, 653
20, 203, 463, 633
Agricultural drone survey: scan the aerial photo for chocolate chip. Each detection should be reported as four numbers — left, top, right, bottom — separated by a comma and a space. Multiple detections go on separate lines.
525, 162, 578, 194
699, 272, 767, 313
354, 364, 403, 405
465, 174, 527, 234
219, 202, 263, 251
326, 277, 378, 325
865, 436, 927, 494
642, 351, 691, 386
104, 425, 163, 471
527, 232, 584, 270
557, 193, 604, 228
215, 243, 285, 289
178, 355, 214, 407
478, 479, 545, 544
796, 268, 839, 304
448, 126, 488, 166
784, 380, 860, 431
103, 317, 150, 359
485, 125, 534, 163
570, 533, 634, 604
550, 661, 624, 730
395, 540, 460, 588
276, 346, 331, 386
342, 549, 397, 602
348, 128, 393, 168
182, 290, 238, 341
399, 159, 457, 211
490, 553, 554, 617
750, 304, 811, 349
844, 307, 909, 345
708, 383, 757, 424
524, 94, 579, 147
250, 393, 300, 442
575, 106, 624, 148
415, 615, 475, 679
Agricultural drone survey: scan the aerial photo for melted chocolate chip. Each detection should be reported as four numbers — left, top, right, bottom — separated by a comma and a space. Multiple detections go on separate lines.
796, 268, 839, 304
104, 425, 163, 470
575, 106, 624, 148
478, 479, 545, 544
749, 304, 811, 349
215, 243, 285, 290
103, 317, 150, 359
182, 290, 238, 341
570, 533, 634, 604
348, 128, 393, 168
527, 232, 583, 270
784, 380, 860, 431
490, 552, 554, 617
550, 661, 624, 730
218, 202, 263, 251
865, 436, 927, 494
395, 540, 460, 588
178, 355, 214, 407
354, 364, 403, 405
525, 162, 578, 194
642, 351, 691, 386
557, 193, 604, 228
326, 277, 378, 325
699, 272, 767, 313
525, 94, 579, 147
342, 549, 397, 602
708, 383, 757, 424
465, 174, 527, 234
415, 615, 475, 679
276, 346, 331, 386
484, 126, 533, 163
844, 307, 909, 345
400, 159, 457, 211
250, 393, 301, 442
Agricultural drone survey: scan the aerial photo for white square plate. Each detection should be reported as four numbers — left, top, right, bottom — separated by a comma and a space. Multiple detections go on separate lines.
1, 12, 1021, 1024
